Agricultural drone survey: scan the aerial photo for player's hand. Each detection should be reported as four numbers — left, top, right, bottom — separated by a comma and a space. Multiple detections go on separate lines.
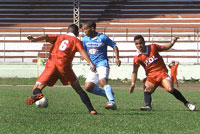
129, 84, 135, 94
27, 35, 34, 41
170, 36, 179, 45
90, 64, 96, 73
115, 58, 121, 67
80, 56, 84, 61
173, 36, 179, 42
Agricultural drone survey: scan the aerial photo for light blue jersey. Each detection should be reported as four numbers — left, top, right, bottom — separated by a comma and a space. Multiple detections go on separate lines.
82, 33, 116, 68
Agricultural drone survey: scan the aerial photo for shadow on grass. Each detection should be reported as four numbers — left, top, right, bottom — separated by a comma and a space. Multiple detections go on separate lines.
37, 109, 155, 116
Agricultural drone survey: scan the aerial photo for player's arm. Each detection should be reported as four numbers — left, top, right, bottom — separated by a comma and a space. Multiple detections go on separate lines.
80, 40, 87, 61
27, 35, 47, 42
175, 61, 179, 65
80, 56, 84, 61
113, 46, 121, 67
129, 67, 138, 94
79, 49, 96, 72
168, 61, 173, 68
168, 64, 171, 68
161, 36, 179, 51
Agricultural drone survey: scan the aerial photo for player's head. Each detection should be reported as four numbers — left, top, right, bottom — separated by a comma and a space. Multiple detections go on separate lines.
134, 35, 145, 42
82, 21, 97, 37
134, 35, 146, 52
170, 60, 175, 65
67, 24, 79, 37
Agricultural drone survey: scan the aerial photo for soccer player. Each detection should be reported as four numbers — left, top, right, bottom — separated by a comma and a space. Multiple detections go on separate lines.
25, 24, 98, 115
129, 35, 196, 111
168, 60, 179, 88
82, 21, 121, 110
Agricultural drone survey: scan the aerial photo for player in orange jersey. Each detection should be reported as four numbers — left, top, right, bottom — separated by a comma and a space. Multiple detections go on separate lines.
168, 60, 179, 88
129, 35, 196, 111
25, 24, 97, 115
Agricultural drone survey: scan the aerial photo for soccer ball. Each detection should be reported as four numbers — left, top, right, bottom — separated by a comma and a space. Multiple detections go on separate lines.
35, 97, 48, 108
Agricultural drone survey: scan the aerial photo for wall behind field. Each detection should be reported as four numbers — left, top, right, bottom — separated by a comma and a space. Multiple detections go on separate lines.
0, 63, 199, 81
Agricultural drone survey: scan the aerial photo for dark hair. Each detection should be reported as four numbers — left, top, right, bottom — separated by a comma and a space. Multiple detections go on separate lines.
134, 35, 145, 42
67, 24, 79, 35
84, 21, 96, 28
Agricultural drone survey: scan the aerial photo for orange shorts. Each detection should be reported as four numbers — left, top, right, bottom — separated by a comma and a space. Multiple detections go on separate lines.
37, 59, 77, 86
145, 72, 170, 89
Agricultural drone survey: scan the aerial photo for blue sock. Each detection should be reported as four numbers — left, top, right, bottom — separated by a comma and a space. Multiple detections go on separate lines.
104, 85, 115, 104
92, 86, 107, 97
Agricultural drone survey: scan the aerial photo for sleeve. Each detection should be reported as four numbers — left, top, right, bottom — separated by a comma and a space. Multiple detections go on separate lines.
82, 38, 87, 51
105, 35, 116, 48
133, 56, 140, 72
46, 34, 58, 44
75, 39, 84, 52
154, 44, 165, 52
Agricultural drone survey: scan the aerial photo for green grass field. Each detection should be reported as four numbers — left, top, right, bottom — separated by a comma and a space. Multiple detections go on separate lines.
0, 83, 200, 134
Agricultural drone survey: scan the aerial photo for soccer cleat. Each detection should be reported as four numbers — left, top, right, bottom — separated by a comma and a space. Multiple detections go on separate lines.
26, 93, 44, 105
185, 103, 196, 111
104, 102, 117, 110
140, 105, 152, 111
90, 110, 98, 115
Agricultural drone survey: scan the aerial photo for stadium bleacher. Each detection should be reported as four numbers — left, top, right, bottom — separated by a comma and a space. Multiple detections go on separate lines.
0, 0, 200, 64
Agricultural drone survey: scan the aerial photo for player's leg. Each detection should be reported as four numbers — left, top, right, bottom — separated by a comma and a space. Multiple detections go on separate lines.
26, 82, 46, 105
176, 81, 179, 88
26, 62, 58, 105
174, 77, 179, 88
101, 79, 117, 110
161, 78, 196, 111
162, 78, 188, 104
85, 82, 106, 97
98, 66, 116, 110
32, 82, 46, 94
59, 67, 98, 114
85, 70, 106, 97
140, 80, 156, 111
71, 80, 97, 115
171, 75, 179, 88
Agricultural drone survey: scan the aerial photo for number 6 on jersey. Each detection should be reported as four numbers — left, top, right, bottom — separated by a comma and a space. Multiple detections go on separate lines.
59, 40, 69, 51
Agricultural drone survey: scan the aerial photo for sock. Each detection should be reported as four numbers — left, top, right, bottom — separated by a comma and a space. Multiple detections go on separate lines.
79, 90, 95, 112
33, 88, 42, 95
104, 85, 115, 104
144, 92, 152, 106
92, 86, 107, 97
170, 88, 189, 105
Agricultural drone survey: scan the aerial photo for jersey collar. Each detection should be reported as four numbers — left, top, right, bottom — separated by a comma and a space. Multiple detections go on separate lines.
88, 32, 100, 40
136, 46, 149, 56
67, 32, 76, 38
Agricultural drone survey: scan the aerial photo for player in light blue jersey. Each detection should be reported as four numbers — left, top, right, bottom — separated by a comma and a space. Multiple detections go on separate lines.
82, 21, 121, 110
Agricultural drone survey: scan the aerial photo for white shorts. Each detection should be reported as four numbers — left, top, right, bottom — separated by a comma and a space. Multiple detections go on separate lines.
86, 66, 109, 85
166, 76, 172, 81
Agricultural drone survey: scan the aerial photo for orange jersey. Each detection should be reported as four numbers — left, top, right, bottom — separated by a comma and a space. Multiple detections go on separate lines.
37, 33, 84, 86
169, 63, 178, 83
47, 34, 84, 65
169, 64, 178, 77
133, 44, 168, 77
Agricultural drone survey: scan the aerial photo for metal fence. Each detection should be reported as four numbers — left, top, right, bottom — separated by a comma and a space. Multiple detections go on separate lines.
0, 27, 199, 64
